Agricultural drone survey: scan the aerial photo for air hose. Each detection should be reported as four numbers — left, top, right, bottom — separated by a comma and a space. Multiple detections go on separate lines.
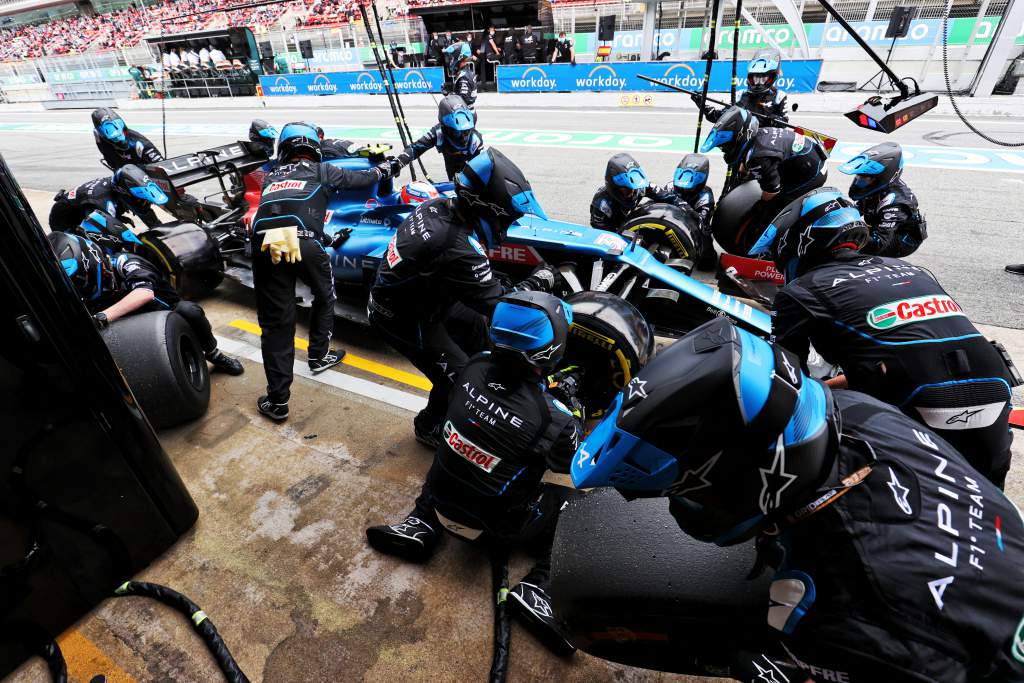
488, 546, 512, 683
942, 7, 1024, 146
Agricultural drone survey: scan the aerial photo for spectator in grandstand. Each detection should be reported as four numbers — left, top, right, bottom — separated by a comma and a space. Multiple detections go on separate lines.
185, 46, 200, 67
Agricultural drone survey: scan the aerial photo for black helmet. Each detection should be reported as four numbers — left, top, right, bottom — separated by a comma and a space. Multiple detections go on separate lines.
78, 209, 143, 254
672, 153, 710, 197
700, 106, 759, 166
746, 48, 781, 96
249, 119, 278, 156
455, 148, 548, 248
489, 291, 573, 371
112, 164, 169, 206
92, 107, 126, 149
571, 317, 837, 546
277, 122, 322, 162
837, 141, 904, 200
47, 231, 113, 301
747, 187, 870, 283
438, 94, 475, 149
604, 152, 650, 210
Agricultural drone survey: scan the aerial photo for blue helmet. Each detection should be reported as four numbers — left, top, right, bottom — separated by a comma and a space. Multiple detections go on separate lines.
455, 147, 548, 248
837, 142, 904, 200
438, 94, 476, 148
249, 119, 278, 156
747, 187, 869, 283
700, 106, 759, 165
46, 231, 113, 301
113, 164, 169, 206
278, 121, 322, 162
490, 291, 572, 371
445, 41, 472, 73
746, 48, 781, 95
571, 317, 836, 546
672, 153, 710, 195
78, 209, 143, 254
604, 152, 650, 209
92, 107, 126, 148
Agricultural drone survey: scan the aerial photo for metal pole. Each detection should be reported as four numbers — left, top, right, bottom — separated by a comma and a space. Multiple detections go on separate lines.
693, 0, 721, 152
730, 0, 742, 103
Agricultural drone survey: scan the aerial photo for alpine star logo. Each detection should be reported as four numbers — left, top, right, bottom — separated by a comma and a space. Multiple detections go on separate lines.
866, 295, 964, 330
758, 435, 799, 514
665, 452, 721, 497
264, 180, 307, 194
626, 377, 648, 401
529, 343, 562, 362
443, 421, 501, 473
946, 408, 982, 425
778, 352, 799, 386
487, 383, 506, 392
887, 466, 913, 515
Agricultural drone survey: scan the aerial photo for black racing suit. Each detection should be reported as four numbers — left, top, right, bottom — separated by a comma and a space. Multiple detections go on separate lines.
409, 353, 583, 585
49, 177, 161, 232
855, 178, 928, 258
320, 138, 357, 161
704, 88, 788, 126
501, 34, 518, 64
589, 185, 676, 233
91, 252, 217, 353
742, 126, 827, 201
772, 251, 1018, 487
251, 158, 385, 403
737, 389, 1024, 683
452, 62, 478, 108
398, 124, 484, 180
520, 31, 540, 63
94, 127, 163, 170
369, 198, 546, 432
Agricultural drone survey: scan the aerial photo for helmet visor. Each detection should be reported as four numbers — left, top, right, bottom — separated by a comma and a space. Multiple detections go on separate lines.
747, 73, 774, 88
98, 119, 126, 143
700, 129, 734, 153
441, 109, 475, 132
258, 125, 278, 139
837, 155, 886, 176
510, 189, 548, 220
129, 182, 169, 205
673, 167, 708, 190
610, 168, 649, 191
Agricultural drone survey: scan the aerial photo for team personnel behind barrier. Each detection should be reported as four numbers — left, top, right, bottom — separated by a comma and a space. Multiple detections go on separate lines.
838, 142, 927, 257
49, 165, 168, 232
369, 149, 559, 448
251, 122, 398, 421
396, 95, 483, 180
519, 26, 540, 64
694, 49, 788, 126
752, 188, 1020, 487
549, 31, 574, 64
92, 107, 163, 170
573, 316, 1024, 682
47, 231, 243, 376
367, 291, 583, 656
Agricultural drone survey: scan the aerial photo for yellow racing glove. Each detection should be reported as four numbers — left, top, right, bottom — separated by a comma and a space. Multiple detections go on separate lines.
260, 227, 301, 265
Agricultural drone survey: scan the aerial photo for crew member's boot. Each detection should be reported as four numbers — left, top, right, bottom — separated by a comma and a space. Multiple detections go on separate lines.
207, 349, 244, 375
508, 567, 577, 656
414, 410, 442, 450
366, 515, 439, 563
309, 349, 345, 374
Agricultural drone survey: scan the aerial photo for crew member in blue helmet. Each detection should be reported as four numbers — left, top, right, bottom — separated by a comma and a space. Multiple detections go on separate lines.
589, 153, 672, 232
367, 291, 583, 656
395, 94, 483, 180
251, 122, 400, 421
573, 316, 1024, 682
49, 164, 168, 233
46, 231, 243, 375
659, 153, 717, 269
838, 142, 927, 257
92, 107, 164, 170
369, 148, 560, 448
443, 41, 477, 108
694, 48, 788, 126
748, 187, 1020, 487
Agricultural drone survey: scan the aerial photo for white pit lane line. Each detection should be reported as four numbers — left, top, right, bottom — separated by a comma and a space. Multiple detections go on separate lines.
214, 335, 427, 414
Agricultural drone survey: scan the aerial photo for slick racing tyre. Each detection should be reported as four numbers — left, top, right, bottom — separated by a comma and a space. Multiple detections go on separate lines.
137, 222, 224, 300
562, 291, 654, 418
621, 202, 700, 274
551, 489, 774, 676
101, 311, 210, 429
710, 180, 764, 257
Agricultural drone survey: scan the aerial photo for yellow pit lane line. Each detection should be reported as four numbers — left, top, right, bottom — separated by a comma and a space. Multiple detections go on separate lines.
227, 319, 432, 392
57, 629, 136, 683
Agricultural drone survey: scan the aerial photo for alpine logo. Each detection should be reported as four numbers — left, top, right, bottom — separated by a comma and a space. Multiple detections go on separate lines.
264, 180, 307, 194
866, 295, 964, 330
443, 421, 501, 473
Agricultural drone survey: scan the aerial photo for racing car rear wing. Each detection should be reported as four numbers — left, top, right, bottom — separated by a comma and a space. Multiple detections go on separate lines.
145, 141, 269, 192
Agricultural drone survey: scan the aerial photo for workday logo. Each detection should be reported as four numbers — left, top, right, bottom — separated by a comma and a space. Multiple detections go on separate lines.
576, 64, 626, 90
268, 76, 297, 95
509, 66, 556, 90
307, 73, 338, 94
399, 69, 430, 92
660, 63, 701, 89
350, 71, 381, 92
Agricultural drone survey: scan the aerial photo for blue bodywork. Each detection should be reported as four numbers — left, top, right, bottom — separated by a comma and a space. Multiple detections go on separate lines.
316, 157, 771, 335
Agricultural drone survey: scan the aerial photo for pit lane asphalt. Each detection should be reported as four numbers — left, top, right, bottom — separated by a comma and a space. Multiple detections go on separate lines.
4, 99, 1024, 682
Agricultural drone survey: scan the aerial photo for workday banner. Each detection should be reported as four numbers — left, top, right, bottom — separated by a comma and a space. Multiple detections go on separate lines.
260, 67, 445, 96
497, 60, 821, 94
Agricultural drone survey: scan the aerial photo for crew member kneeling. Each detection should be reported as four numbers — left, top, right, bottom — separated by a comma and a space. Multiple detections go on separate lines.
251, 122, 398, 421
752, 187, 1020, 487
367, 291, 583, 656
47, 231, 243, 376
